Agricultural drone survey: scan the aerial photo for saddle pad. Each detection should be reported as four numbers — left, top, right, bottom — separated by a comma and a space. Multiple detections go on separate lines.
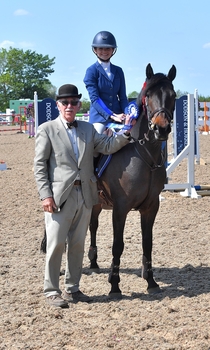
95, 154, 112, 178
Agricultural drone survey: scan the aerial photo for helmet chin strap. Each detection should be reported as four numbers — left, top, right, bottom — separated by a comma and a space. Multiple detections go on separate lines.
93, 48, 117, 62
97, 56, 111, 62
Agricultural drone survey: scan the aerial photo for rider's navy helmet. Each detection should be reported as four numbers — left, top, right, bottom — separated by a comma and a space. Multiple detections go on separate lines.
92, 31, 117, 49
92, 31, 117, 60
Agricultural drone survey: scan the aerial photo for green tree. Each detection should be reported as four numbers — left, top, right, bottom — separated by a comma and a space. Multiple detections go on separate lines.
43, 83, 57, 100
0, 47, 55, 111
79, 98, 90, 113
175, 89, 189, 98
128, 91, 139, 100
198, 94, 210, 102
175, 90, 210, 102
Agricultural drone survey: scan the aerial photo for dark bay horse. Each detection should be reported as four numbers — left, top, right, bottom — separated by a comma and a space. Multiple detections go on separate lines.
40, 63, 176, 297
88, 63, 176, 298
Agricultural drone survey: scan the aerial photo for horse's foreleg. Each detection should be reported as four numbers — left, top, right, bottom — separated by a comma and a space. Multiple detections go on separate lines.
88, 203, 102, 272
108, 260, 121, 297
108, 210, 126, 299
141, 209, 161, 293
142, 255, 160, 293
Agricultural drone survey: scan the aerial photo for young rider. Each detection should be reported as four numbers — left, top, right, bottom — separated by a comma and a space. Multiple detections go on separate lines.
84, 30, 129, 134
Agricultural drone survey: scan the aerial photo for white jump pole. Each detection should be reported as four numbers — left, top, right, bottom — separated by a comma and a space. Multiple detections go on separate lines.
34, 91, 38, 136
194, 89, 200, 164
164, 94, 201, 199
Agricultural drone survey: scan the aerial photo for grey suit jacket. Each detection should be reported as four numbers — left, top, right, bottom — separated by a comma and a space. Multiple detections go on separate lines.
34, 116, 129, 209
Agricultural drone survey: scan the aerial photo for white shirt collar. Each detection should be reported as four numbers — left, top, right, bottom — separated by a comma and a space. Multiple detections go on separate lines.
59, 115, 73, 130
98, 59, 111, 78
98, 58, 110, 69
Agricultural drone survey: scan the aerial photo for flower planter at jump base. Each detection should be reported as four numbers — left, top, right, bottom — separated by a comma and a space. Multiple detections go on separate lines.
0, 161, 7, 170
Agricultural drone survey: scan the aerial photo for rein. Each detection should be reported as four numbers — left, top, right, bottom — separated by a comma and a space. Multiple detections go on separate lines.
133, 136, 166, 171
130, 104, 168, 170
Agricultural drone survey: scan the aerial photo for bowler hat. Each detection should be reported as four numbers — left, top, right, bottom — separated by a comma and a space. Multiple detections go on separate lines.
56, 84, 82, 100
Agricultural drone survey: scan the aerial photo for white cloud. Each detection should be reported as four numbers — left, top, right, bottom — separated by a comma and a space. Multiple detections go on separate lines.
68, 66, 76, 71
0, 40, 14, 49
14, 9, 29, 16
19, 41, 34, 49
0, 40, 34, 50
203, 43, 210, 49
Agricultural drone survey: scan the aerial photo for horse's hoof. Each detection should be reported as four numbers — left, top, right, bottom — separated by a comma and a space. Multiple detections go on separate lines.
147, 286, 162, 294
108, 292, 122, 300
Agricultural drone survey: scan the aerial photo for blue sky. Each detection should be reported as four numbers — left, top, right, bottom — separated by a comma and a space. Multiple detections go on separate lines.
1, 0, 210, 100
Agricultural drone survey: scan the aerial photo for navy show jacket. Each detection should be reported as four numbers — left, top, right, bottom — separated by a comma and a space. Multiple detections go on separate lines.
84, 61, 128, 125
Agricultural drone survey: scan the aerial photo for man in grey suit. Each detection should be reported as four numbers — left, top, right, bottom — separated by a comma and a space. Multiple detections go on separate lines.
34, 84, 134, 308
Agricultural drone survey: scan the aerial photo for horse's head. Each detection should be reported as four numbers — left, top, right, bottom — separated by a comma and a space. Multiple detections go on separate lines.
137, 63, 176, 141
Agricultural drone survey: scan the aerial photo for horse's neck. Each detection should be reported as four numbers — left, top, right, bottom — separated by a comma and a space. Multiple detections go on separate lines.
131, 113, 163, 156
131, 113, 148, 140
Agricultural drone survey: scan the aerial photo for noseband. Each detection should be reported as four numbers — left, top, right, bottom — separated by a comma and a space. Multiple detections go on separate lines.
144, 96, 173, 129
148, 107, 172, 124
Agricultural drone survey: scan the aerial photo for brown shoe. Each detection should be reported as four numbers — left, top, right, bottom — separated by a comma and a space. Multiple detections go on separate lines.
63, 290, 92, 303
46, 295, 69, 308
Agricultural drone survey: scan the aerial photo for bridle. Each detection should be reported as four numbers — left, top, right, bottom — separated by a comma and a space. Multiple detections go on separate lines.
143, 96, 173, 130
130, 87, 174, 170
133, 138, 166, 171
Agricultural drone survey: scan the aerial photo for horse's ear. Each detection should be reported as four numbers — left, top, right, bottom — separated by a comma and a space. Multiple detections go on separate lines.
146, 63, 154, 79
167, 65, 176, 82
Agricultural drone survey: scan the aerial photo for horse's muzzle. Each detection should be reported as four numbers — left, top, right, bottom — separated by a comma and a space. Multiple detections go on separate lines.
153, 124, 171, 141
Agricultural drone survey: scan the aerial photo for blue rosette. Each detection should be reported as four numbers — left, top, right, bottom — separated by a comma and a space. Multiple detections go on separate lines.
125, 101, 139, 120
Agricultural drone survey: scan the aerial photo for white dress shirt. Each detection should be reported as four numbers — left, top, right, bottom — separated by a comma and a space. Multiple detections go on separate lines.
60, 116, 80, 180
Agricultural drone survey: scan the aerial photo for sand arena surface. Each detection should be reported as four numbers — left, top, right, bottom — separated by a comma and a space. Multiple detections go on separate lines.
0, 129, 210, 350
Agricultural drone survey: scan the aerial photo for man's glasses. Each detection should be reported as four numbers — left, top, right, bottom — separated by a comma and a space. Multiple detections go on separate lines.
59, 100, 79, 107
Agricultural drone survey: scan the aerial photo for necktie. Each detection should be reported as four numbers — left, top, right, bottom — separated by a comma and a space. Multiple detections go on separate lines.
67, 120, 78, 129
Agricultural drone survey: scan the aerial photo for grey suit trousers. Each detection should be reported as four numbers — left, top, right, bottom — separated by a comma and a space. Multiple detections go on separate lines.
44, 185, 92, 297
